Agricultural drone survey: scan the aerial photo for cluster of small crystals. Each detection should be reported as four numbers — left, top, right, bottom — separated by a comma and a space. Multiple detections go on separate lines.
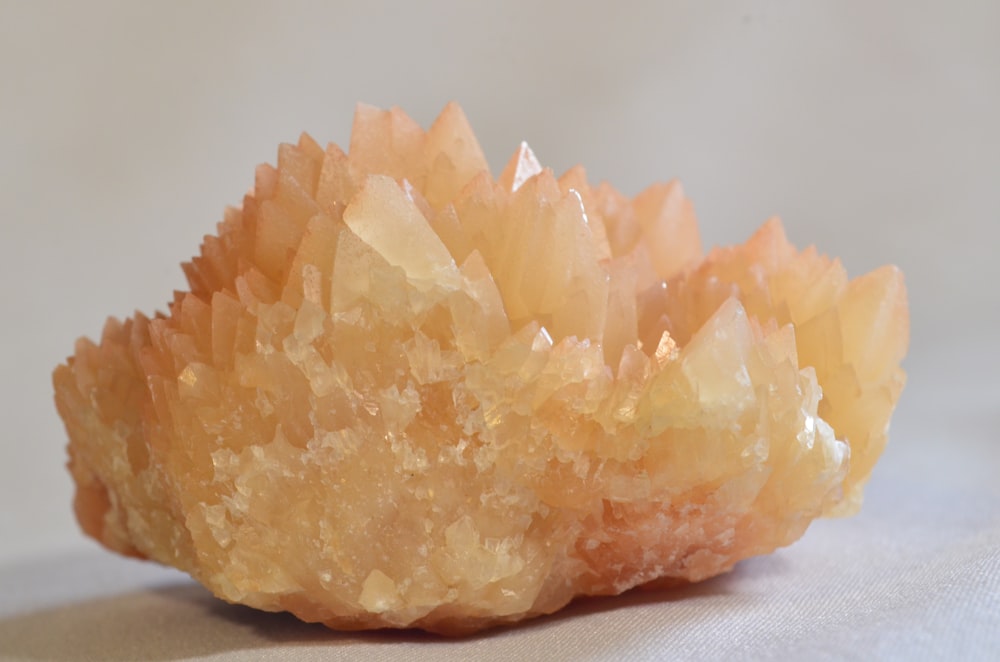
53, 103, 908, 634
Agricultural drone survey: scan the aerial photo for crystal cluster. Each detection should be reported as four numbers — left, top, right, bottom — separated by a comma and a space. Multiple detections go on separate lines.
53, 103, 908, 634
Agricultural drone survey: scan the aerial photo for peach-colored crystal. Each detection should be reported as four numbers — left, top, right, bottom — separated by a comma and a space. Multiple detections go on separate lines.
53, 103, 908, 634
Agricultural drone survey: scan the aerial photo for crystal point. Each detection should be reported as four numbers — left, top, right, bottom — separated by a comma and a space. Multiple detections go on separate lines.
499, 141, 543, 193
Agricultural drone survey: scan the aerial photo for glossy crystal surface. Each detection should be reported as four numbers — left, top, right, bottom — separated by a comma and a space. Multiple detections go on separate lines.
53, 103, 908, 634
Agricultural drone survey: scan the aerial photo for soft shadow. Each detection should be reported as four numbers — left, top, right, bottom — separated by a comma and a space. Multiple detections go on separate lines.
0, 558, 777, 660
507, 558, 765, 638
0, 582, 343, 661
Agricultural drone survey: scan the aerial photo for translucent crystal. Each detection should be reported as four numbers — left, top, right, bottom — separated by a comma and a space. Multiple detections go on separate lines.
53, 103, 908, 634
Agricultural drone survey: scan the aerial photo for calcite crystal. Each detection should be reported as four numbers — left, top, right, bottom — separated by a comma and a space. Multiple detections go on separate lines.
54, 103, 908, 634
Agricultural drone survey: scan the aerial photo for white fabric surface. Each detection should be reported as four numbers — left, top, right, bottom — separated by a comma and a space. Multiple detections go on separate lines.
1, 1, 998, 660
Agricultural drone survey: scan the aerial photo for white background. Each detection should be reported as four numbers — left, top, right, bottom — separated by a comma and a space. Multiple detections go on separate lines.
1, 2, 997, 660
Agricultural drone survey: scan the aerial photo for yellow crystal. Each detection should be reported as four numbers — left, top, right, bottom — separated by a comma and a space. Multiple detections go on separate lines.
53, 103, 908, 634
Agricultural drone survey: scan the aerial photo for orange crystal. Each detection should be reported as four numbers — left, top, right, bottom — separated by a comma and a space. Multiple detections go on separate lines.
53, 103, 908, 634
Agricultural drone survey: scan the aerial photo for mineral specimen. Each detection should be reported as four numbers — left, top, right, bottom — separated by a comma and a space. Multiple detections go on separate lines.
53, 103, 908, 634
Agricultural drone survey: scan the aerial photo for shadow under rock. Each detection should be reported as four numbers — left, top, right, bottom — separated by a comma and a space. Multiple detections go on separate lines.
0, 582, 344, 662
511, 556, 777, 640
0, 559, 772, 660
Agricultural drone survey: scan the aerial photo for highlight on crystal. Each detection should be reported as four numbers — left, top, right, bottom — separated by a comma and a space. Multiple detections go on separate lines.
53, 102, 908, 634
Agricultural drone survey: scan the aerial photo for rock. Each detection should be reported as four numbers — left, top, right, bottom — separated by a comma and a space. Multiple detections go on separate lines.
53, 103, 908, 634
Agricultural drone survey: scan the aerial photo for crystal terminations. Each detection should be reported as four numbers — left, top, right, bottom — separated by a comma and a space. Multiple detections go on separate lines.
54, 103, 908, 634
